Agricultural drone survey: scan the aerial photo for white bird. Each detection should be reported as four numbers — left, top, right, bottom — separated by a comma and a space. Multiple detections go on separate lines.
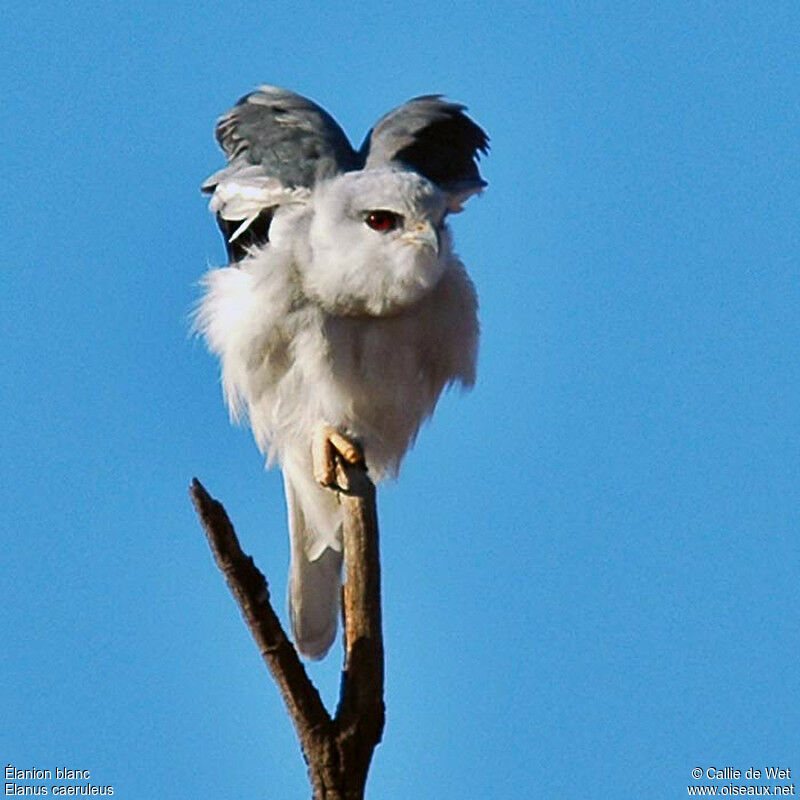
196, 86, 488, 659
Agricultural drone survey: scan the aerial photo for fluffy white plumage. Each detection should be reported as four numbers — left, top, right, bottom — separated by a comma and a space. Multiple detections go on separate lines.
196, 88, 487, 658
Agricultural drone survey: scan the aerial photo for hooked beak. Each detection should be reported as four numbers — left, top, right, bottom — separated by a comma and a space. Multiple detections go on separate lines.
402, 221, 439, 255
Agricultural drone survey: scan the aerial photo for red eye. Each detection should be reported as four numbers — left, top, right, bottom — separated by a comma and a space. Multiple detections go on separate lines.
365, 210, 401, 232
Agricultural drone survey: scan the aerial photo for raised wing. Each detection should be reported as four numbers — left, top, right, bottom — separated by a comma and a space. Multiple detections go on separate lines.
203, 86, 359, 261
359, 96, 489, 212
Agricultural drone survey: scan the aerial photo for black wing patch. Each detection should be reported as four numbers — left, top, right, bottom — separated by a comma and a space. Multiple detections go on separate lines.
359, 96, 489, 205
215, 208, 274, 263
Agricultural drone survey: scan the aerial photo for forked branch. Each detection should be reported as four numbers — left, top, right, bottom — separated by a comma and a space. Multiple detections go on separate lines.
189, 463, 384, 800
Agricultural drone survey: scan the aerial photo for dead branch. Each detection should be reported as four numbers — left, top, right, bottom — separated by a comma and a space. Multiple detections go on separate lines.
190, 463, 384, 800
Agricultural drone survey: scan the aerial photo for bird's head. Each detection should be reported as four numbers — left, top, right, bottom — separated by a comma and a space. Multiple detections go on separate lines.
303, 169, 449, 316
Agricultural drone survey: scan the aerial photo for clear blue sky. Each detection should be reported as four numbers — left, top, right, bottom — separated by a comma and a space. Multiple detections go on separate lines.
2, 2, 798, 798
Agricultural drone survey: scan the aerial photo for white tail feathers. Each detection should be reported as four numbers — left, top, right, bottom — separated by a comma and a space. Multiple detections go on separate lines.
289, 545, 342, 659
283, 470, 343, 659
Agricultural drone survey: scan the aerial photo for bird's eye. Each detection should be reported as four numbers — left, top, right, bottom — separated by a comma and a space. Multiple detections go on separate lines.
365, 210, 401, 232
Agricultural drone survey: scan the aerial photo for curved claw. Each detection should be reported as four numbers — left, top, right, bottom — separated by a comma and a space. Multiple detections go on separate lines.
312, 425, 364, 488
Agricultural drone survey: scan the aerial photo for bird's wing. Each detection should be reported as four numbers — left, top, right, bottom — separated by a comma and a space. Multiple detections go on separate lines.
359, 96, 489, 212
203, 86, 359, 261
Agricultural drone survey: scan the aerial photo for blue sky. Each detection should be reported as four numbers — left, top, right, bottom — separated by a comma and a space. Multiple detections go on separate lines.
2, 2, 798, 797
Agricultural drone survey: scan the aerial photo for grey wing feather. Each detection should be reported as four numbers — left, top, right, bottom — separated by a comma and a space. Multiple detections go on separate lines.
203, 86, 359, 261
211, 85, 359, 187
359, 95, 489, 210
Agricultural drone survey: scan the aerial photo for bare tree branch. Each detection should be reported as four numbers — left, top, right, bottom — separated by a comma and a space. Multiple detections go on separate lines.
190, 463, 384, 800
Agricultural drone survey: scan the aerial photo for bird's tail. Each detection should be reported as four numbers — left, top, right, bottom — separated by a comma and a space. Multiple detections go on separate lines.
283, 466, 343, 660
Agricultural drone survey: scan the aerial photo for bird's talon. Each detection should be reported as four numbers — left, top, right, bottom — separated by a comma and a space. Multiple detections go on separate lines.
328, 430, 364, 466
313, 465, 336, 488
312, 425, 363, 489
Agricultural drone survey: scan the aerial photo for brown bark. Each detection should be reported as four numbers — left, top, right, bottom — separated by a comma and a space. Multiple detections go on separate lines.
190, 462, 384, 800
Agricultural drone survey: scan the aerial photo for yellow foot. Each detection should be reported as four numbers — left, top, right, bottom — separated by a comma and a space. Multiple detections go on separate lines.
312, 425, 364, 488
